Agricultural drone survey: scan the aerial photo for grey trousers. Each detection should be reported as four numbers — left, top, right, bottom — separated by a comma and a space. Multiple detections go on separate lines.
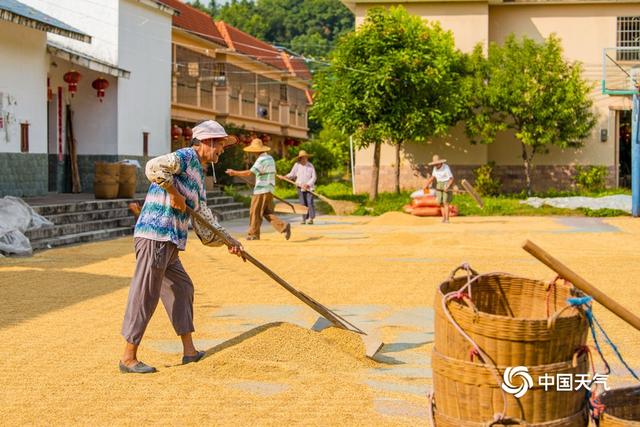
121, 237, 195, 345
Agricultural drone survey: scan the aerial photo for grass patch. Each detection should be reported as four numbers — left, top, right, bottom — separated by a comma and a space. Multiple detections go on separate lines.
353, 191, 412, 216
275, 181, 630, 217
223, 185, 251, 206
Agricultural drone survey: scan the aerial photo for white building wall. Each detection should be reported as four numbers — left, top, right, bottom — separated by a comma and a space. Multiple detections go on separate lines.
0, 21, 48, 154
18, 0, 119, 65
47, 57, 119, 156
117, 0, 172, 156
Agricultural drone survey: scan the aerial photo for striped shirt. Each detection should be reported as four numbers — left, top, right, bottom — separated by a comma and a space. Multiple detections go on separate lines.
134, 148, 206, 250
250, 153, 276, 195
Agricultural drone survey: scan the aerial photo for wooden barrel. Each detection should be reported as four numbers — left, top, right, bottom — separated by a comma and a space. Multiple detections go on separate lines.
432, 349, 589, 425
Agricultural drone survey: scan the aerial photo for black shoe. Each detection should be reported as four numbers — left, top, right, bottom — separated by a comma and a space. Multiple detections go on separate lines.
284, 224, 291, 240
119, 361, 157, 374
182, 350, 206, 365
308, 219, 314, 225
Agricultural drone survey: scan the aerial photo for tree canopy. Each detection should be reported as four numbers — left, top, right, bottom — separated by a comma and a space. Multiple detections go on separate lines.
466, 35, 597, 194
311, 6, 470, 196
188, 0, 353, 60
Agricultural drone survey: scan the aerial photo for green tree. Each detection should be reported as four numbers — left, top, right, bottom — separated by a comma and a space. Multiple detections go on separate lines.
465, 35, 597, 195
312, 6, 470, 198
190, 0, 353, 60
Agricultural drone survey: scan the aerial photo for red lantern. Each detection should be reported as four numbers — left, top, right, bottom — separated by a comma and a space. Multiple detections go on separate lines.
63, 70, 81, 97
171, 125, 182, 141
183, 126, 193, 140
91, 77, 109, 102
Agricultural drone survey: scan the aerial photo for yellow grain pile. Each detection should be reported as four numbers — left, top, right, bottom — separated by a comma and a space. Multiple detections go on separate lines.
204, 322, 376, 374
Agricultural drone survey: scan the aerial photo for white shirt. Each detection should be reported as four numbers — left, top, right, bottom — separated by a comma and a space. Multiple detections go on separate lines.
286, 161, 317, 190
432, 164, 453, 183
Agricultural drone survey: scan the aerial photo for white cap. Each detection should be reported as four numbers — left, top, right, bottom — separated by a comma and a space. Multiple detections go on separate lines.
192, 120, 228, 140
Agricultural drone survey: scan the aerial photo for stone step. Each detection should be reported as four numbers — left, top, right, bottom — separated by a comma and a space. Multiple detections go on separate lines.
30, 227, 133, 251
31, 189, 222, 216
215, 208, 250, 222
207, 196, 234, 205
32, 198, 144, 216
208, 202, 245, 213
25, 217, 136, 241
45, 208, 133, 225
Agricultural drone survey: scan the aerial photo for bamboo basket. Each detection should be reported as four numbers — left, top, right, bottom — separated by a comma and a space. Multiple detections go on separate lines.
433, 408, 587, 427
115, 164, 137, 198
95, 161, 119, 178
94, 181, 119, 199
432, 349, 589, 424
93, 175, 119, 185
599, 386, 640, 426
435, 268, 589, 366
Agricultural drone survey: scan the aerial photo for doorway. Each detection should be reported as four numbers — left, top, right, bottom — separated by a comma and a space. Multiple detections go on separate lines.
618, 110, 632, 188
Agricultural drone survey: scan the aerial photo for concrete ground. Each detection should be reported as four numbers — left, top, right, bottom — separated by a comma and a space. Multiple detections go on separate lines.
0, 213, 639, 425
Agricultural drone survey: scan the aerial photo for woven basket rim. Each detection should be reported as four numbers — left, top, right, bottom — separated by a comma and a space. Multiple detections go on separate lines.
600, 385, 640, 424
437, 273, 582, 323
432, 347, 588, 375
433, 407, 588, 427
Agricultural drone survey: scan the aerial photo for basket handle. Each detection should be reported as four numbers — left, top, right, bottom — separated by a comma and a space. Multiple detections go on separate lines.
486, 415, 527, 426
447, 263, 479, 281
547, 303, 584, 330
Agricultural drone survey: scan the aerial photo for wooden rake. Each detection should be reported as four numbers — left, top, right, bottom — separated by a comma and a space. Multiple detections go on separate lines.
277, 175, 359, 215
187, 207, 384, 358
460, 179, 485, 209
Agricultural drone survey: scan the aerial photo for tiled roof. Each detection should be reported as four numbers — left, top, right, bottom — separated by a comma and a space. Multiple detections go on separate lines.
216, 21, 288, 71
159, 1, 311, 82
160, 0, 225, 46
288, 55, 312, 81
0, 0, 90, 43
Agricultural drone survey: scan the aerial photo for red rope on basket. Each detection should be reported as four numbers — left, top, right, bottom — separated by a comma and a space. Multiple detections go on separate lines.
442, 267, 516, 422
545, 276, 559, 317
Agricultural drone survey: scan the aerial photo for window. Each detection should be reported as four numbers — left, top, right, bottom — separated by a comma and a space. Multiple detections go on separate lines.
213, 63, 226, 87
617, 17, 640, 61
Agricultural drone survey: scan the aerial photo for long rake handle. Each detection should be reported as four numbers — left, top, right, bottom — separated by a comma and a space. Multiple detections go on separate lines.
277, 175, 334, 205
523, 239, 640, 332
187, 207, 363, 333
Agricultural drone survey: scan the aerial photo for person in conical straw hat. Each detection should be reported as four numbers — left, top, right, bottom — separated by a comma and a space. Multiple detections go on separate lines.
280, 149, 317, 224
226, 137, 291, 241
423, 154, 455, 223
